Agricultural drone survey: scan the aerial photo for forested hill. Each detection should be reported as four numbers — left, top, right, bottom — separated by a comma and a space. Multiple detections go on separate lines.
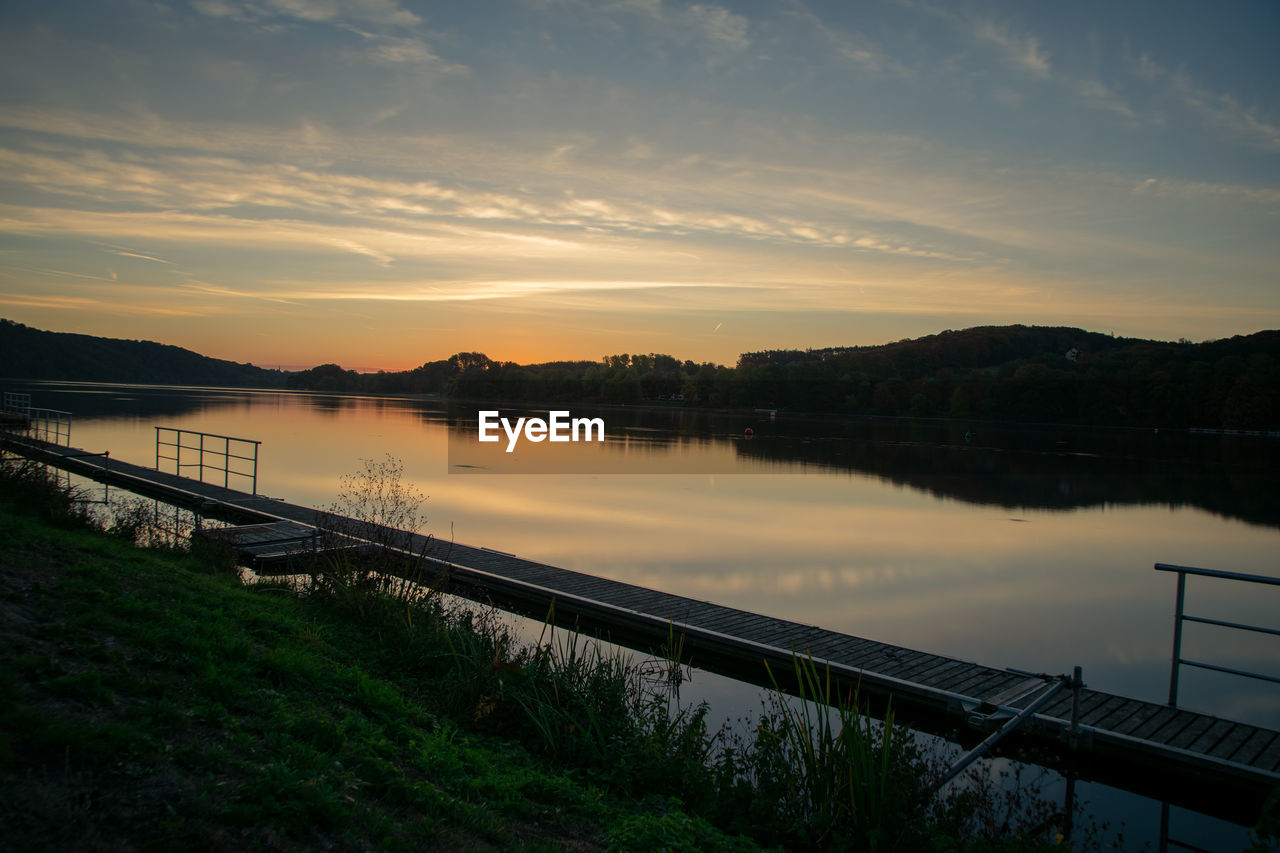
728, 325, 1280, 428
0, 319, 285, 387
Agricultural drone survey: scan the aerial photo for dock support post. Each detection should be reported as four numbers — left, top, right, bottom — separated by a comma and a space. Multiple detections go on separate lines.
1069, 665, 1083, 751
1169, 572, 1186, 707
1063, 774, 1076, 844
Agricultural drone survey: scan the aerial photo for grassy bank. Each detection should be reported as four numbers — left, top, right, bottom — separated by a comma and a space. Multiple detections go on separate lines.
0, 457, 1161, 851
0, 476, 759, 851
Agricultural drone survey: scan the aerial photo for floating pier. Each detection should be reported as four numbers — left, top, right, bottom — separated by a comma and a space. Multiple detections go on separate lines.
3, 431, 1277, 825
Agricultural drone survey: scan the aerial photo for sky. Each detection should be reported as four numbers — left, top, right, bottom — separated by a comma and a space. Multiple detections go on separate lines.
1, 0, 1278, 371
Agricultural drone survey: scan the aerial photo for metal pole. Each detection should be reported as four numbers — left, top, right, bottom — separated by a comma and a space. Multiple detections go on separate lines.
1063, 774, 1076, 844
1069, 665, 1083, 751
932, 676, 1067, 792
223, 437, 229, 488
155, 427, 160, 471
1169, 571, 1186, 707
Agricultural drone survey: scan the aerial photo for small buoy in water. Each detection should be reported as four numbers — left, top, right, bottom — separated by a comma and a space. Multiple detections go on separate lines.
744, 427, 754, 439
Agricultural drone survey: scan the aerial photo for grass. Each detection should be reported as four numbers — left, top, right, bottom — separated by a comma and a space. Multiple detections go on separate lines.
0, 454, 1180, 851
0, 463, 754, 851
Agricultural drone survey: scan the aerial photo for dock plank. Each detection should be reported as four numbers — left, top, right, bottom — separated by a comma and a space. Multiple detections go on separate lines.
1254, 734, 1280, 773
1167, 714, 1222, 751
1229, 730, 1276, 766
1080, 695, 1132, 728
1140, 710, 1199, 746
1092, 699, 1154, 733
1185, 719, 1239, 756
1129, 706, 1185, 741
1209, 724, 1266, 762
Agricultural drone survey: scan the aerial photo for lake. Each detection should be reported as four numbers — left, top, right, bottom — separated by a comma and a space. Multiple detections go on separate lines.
7, 380, 1279, 846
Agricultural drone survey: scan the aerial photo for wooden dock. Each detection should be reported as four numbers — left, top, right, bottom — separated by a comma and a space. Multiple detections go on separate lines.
4, 432, 1278, 824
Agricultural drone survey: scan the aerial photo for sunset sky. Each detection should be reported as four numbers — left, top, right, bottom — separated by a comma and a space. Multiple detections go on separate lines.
2, 0, 1278, 370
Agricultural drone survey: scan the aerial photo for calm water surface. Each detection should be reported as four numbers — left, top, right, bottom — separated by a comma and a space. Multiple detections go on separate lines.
10, 381, 1279, 847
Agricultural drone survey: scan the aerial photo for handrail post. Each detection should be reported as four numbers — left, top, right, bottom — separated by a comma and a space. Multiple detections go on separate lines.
1169, 571, 1186, 707
1069, 665, 1083, 751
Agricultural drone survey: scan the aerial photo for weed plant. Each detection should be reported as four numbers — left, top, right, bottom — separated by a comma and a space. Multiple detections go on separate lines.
0, 453, 94, 526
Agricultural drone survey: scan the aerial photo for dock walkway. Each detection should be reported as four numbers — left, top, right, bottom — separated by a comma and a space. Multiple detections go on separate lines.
4, 432, 1277, 822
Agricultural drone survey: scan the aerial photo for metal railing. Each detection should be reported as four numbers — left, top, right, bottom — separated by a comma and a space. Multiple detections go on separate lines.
27, 408, 72, 445
155, 427, 261, 494
2, 391, 31, 414
1155, 563, 1280, 707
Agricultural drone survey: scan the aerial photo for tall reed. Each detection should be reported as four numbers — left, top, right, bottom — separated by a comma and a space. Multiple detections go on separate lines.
744, 653, 924, 851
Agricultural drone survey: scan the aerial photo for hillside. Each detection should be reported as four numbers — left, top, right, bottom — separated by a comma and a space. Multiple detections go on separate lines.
0, 319, 285, 387
728, 325, 1280, 428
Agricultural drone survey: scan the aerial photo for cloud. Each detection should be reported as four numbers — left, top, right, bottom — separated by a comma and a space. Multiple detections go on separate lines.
0, 133, 977, 262
193, 0, 421, 29
1066, 77, 1137, 120
540, 0, 750, 54
103, 247, 174, 264
1136, 53, 1280, 152
339, 27, 470, 72
684, 3, 750, 51
898, 2, 1143, 122
970, 19, 1051, 78
781, 1, 902, 76
190, 0, 463, 76
0, 291, 204, 316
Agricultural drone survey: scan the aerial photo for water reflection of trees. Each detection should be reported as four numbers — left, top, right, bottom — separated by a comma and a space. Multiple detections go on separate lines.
733, 420, 1280, 528
445, 403, 1279, 528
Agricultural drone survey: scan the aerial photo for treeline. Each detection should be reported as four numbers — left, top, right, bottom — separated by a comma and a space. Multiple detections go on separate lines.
437, 326, 1280, 429
287, 351, 719, 404
5, 319, 1278, 429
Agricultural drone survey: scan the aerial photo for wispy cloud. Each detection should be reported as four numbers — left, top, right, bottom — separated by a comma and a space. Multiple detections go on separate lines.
339, 27, 469, 72
970, 19, 1051, 78
1136, 53, 1280, 152
102, 247, 174, 264
781, 1, 903, 76
535, 0, 751, 58
193, 0, 421, 30
0, 291, 204, 316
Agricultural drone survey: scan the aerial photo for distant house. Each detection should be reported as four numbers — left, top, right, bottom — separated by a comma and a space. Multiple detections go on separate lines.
1065, 347, 1080, 362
